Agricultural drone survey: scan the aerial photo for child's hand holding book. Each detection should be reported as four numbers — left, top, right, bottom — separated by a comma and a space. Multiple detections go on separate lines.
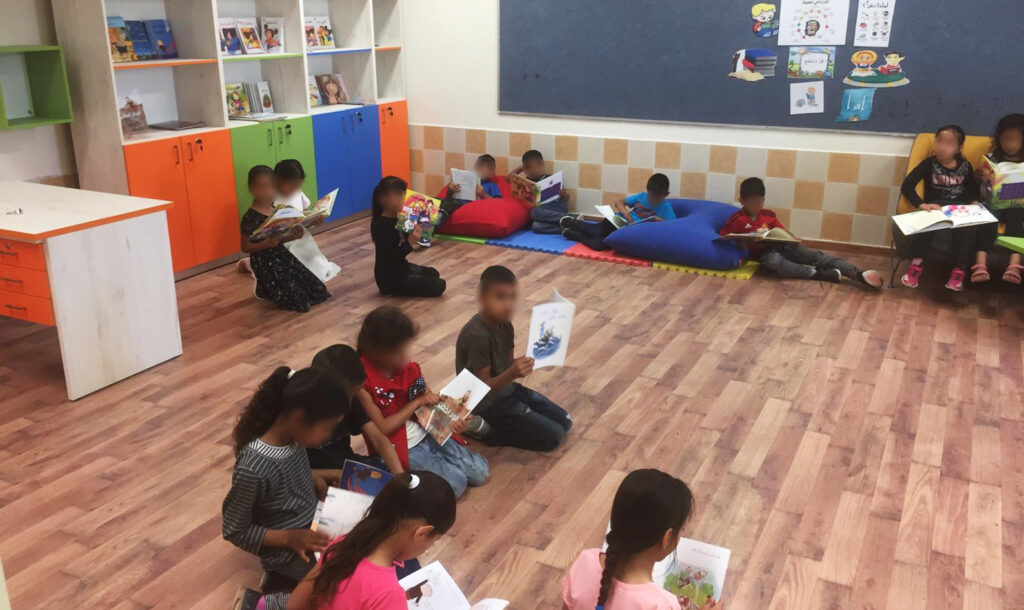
510, 356, 535, 378
285, 529, 330, 562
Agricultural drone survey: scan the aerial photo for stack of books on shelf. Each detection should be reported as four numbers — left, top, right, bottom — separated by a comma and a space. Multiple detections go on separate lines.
225, 82, 282, 121
107, 17, 178, 62
304, 17, 336, 50
308, 73, 355, 106
219, 18, 284, 56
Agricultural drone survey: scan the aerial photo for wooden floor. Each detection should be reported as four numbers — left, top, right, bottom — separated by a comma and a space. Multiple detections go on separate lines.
2, 219, 1023, 610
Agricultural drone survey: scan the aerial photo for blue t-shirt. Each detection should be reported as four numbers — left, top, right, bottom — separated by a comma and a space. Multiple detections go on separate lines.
625, 193, 675, 223
481, 180, 502, 198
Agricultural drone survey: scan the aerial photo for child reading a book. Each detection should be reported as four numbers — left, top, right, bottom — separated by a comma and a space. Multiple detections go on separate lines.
562, 469, 714, 610
240, 166, 331, 313
307, 345, 404, 475
455, 266, 572, 451
974, 113, 1024, 284
222, 367, 351, 590
899, 124, 981, 290
722, 178, 882, 289
274, 160, 342, 284
370, 177, 447, 298
510, 149, 572, 234
356, 306, 489, 497
286, 471, 456, 610
559, 173, 674, 251
439, 154, 505, 222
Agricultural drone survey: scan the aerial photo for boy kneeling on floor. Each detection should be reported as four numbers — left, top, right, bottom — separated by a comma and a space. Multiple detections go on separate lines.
456, 265, 572, 451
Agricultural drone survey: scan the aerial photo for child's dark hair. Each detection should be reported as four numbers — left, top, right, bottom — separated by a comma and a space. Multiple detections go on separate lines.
357, 306, 417, 354
522, 149, 543, 165
646, 173, 670, 196
480, 265, 517, 293
598, 469, 694, 607
992, 113, 1024, 161
274, 159, 305, 181
477, 154, 496, 167
371, 176, 407, 218
232, 367, 346, 455
312, 471, 456, 605
935, 124, 966, 160
740, 177, 766, 199
311, 344, 366, 394
248, 165, 274, 186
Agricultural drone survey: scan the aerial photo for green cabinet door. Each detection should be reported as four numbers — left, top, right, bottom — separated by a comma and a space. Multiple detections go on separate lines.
230, 122, 277, 219
272, 117, 318, 206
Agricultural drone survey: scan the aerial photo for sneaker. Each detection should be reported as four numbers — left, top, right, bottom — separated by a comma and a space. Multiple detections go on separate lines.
562, 228, 585, 243
856, 269, 883, 290
812, 268, 842, 283
559, 215, 579, 230
945, 267, 965, 292
464, 415, 491, 440
902, 261, 923, 288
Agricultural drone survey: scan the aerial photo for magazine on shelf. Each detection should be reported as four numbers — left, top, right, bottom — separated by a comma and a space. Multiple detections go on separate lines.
399, 562, 509, 610
107, 16, 136, 62
144, 19, 178, 59
891, 204, 997, 236
315, 74, 349, 105
304, 17, 322, 49
718, 227, 799, 243
595, 204, 654, 229
254, 81, 274, 113
259, 17, 284, 54
125, 21, 155, 60
312, 16, 335, 48
225, 83, 251, 117
527, 288, 575, 369
983, 156, 1024, 210
450, 169, 480, 201
219, 19, 244, 55
236, 18, 264, 54
653, 537, 731, 607
308, 75, 324, 106
510, 171, 563, 206
339, 459, 392, 496
413, 370, 491, 446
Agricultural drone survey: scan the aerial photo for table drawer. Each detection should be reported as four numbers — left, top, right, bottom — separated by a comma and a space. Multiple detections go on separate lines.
0, 264, 50, 299
0, 239, 46, 271
0, 289, 55, 326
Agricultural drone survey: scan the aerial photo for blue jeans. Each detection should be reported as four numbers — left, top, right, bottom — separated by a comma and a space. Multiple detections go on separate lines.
407, 435, 489, 497
531, 196, 569, 233
479, 384, 572, 451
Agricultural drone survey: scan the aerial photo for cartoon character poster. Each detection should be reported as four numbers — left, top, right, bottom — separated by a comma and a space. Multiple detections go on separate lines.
527, 288, 575, 369
778, 0, 850, 46
836, 88, 875, 122
842, 49, 909, 87
789, 81, 825, 115
787, 46, 836, 78
854, 0, 897, 47
750, 3, 779, 38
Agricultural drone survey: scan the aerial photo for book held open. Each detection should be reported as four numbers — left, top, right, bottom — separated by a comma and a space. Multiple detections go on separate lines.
719, 226, 799, 243
248, 189, 338, 241
450, 169, 481, 201
527, 288, 575, 369
399, 561, 509, 609
510, 172, 563, 206
414, 370, 490, 446
891, 204, 997, 236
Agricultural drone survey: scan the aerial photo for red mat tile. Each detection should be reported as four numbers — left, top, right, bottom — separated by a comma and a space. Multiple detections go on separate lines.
563, 243, 653, 267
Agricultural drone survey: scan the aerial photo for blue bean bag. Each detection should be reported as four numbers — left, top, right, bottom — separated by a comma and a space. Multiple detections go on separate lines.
603, 199, 747, 270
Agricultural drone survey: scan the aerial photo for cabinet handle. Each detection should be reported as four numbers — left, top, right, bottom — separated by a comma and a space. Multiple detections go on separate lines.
267, 128, 273, 146
0, 277, 23, 284
173, 144, 180, 165
187, 142, 194, 162
388, 106, 394, 116
285, 124, 292, 137
4, 304, 27, 311
0, 251, 16, 257
278, 127, 284, 145
342, 116, 347, 133
195, 138, 204, 152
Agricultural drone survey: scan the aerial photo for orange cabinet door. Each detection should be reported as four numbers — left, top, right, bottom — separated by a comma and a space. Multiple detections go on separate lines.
182, 130, 239, 264
123, 139, 194, 271
379, 101, 410, 182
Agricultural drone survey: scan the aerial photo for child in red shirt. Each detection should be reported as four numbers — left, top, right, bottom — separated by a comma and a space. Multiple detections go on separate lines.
722, 178, 882, 289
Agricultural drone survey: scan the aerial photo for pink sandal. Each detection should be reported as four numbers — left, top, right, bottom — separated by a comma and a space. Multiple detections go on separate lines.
970, 263, 990, 283
946, 267, 966, 292
1003, 263, 1023, 285
902, 261, 924, 288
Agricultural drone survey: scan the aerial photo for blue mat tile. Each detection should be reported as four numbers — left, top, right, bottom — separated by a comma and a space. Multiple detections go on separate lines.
485, 230, 574, 254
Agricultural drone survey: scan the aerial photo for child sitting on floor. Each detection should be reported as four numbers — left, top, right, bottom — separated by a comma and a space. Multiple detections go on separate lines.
274, 160, 341, 284
356, 306, 489, 497
560, 173, 674, 250
509, 149, 572, 234
239, 166, 330, 313
437, 154, 505, 224
222, 367, 349, 590
721, 177, 882, 289
307, 344, 404, 474
286, 471, 456, 610
455, 265, 572, 451
974, 113, 1024, 284
898, 124, 980, 290
562, 469, 715, 610
370, 176, 446, 298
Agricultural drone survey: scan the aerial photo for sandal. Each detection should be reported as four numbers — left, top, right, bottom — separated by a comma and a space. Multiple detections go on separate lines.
971, 263, 990, 283
902, 261, 923, 288
945, 267, 966, 292
1003, 263, 1023, 285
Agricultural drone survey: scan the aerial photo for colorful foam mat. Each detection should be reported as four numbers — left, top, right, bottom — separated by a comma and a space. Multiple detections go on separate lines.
484, 230, 574, 254
652, 260, 760, 279
563, 243, 653, 267
434, 233, 489, 245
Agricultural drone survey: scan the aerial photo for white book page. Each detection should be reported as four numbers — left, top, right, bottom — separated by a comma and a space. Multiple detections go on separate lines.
527, 288, 575, 369
450, 169, 480, 201
595, 205, 629, 229
313, 487, 373, 540
398, 561, 471, 609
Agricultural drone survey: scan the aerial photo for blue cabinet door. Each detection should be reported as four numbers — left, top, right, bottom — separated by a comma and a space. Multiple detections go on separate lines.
312, 111, 353, 221
347, 106, 382, 213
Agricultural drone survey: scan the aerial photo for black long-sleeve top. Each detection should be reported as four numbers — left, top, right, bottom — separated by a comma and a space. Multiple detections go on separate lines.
900, 156, 979, 208
370, 215, 413, 293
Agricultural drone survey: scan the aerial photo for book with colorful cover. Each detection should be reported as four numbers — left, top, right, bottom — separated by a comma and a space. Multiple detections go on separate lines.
144, 19, 178, 59
301, 189, 338, 225
308, 75, 324, 106
399, 562, 509, 610
219, 19, 244, 55
527, 288, 575, 368
654, 537, 731, 607
255, 81, 275, 113
107, 17, 136, 62
236, 18, 265, 54
892, 204, 998, 236
413, 370, 490, 446
396, 190, 442, 240
983, 156, 1024, 210
340, 459, 392, 496
304, 18, 322, 50
510, 171, 563, 206
249, 190, 337, 239
312, 16, 335, 48
315, 74, 349, 105
260, 17, 284, 54
125, 21, 155, 60
225, 83, 251, 117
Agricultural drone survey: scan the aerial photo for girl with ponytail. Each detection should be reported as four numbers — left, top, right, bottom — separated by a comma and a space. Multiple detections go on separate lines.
286, 471, 457, 609
223, 367, 352, 587
562, 469, 715, 610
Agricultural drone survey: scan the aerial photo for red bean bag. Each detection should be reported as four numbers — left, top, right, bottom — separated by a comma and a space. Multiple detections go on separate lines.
437, 176, 531, 238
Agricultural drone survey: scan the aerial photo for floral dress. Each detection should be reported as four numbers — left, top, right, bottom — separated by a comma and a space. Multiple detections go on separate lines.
240, 208, 330, 312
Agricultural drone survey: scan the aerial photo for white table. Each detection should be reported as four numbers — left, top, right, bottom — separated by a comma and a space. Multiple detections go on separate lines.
0, 181, 182, 400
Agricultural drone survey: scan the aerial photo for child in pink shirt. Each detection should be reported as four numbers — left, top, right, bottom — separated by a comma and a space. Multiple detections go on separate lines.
562, 469, 721, 610
285, 471, 456, 610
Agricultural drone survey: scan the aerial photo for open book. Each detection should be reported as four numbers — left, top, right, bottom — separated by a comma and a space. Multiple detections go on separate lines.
339, 459, 392, 496
595, 204, 655, 229
891, 204, 997, 236
653, 537, 731, 607
399, 561, 508, 609
414, 370, 491, 445
510, 171, 563, 206
983, 156, 1024, 210
249, 189, 338, 241
719, 226, 799, 244
450, 169, 481, 201
311, 486, 373, 541
527, 288, 575, 368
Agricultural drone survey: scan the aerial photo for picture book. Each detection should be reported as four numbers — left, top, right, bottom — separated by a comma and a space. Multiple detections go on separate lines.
787, 46, 835, 78
248, 206, 303, 241
255, 81, 274, 113
308, 75, 324, 106
315, 74, 349, 105
144, 20, 178, 59
510, 171, 563, 206
125, 21, 155, 60
450, 169, 480, 201
340, 459, 392, 496
107, 17, 136, 62
312, 486, 373, 540
260, 17, 284, 54
983, 156, 1024, 210
304, 18, 322, 50
236, 18, 264, 54
413, 370, 491, 446
720, 226, 800, 243
301, 189, 339, 225
527, 288, 575, 369
396, 191, 442, 245
219, 19, 244, 55
225, 83, 251, 117
595, 204, 653, 229
399, 562, 509, 610
891, 204, 997, 236
312, 16, 336, 48
653, 537, 731, 607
